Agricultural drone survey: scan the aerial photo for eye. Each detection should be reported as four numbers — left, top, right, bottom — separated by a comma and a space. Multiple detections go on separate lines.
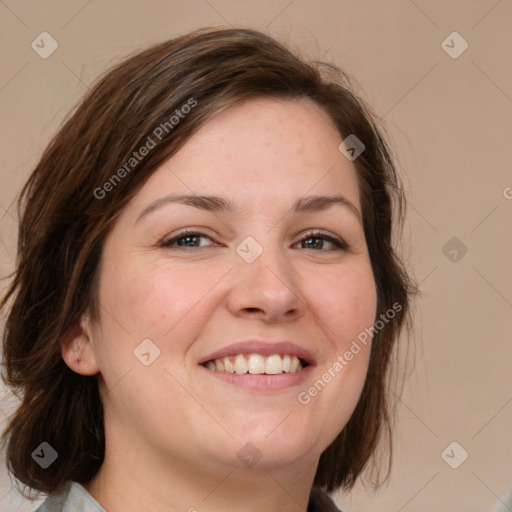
160, 229, 218, 249
294, 230, 348, 251
160, 229, 348, 251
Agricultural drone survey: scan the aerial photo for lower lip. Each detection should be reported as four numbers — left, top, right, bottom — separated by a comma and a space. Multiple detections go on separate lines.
198, 364, 313, 391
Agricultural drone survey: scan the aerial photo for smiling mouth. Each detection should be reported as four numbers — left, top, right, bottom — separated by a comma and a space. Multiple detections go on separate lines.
201, 353, 309, 374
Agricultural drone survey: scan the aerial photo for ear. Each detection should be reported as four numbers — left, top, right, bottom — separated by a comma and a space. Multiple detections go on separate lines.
60, 312, 100, 376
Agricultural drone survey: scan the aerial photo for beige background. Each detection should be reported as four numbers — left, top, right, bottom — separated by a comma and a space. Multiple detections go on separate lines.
1, 1, 511, 511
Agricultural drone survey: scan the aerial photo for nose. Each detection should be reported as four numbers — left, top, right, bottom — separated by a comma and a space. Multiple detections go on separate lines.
226, 242, 306, 323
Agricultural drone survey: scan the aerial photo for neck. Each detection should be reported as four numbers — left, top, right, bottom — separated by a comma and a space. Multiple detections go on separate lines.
84, 433, 319, 512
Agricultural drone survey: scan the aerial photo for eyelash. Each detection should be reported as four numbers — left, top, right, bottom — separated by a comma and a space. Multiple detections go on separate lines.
160, 228, 348, 251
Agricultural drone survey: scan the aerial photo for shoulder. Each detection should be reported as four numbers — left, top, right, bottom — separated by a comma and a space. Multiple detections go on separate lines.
308, 486, 344, 512
33, 482, 106, 512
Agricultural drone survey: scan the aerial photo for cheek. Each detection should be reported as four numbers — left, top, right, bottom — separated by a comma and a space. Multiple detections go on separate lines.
310, 265, 377, 347
98, 259, 227, 349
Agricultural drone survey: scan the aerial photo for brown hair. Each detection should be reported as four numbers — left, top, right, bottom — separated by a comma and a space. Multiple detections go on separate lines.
1, 27, 416, 497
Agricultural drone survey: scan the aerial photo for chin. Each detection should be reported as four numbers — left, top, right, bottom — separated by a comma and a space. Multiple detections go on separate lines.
222, 421, 321, 468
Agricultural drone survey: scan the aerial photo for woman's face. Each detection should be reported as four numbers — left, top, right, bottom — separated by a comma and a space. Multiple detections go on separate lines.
82, 97, 377, 474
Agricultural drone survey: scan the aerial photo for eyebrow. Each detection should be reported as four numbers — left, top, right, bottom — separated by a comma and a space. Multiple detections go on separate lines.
134, 193, 362, 225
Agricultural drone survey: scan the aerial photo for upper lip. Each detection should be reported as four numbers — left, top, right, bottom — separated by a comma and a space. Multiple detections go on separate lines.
198, 340, 316, 366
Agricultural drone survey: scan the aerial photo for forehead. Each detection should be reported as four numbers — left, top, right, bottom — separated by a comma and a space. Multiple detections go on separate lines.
125, 97, 361, 216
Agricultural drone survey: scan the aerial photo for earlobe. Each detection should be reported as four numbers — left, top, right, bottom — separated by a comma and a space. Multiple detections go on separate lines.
60, 313, 99, 376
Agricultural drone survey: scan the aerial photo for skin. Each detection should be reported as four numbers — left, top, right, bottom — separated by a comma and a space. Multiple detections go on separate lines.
62, 97, 377, 512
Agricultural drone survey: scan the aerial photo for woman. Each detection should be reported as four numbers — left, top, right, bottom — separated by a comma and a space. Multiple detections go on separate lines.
1, 27, 415, 511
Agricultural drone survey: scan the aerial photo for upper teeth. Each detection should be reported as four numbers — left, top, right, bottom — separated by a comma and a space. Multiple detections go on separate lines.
204, 354, 303, 374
